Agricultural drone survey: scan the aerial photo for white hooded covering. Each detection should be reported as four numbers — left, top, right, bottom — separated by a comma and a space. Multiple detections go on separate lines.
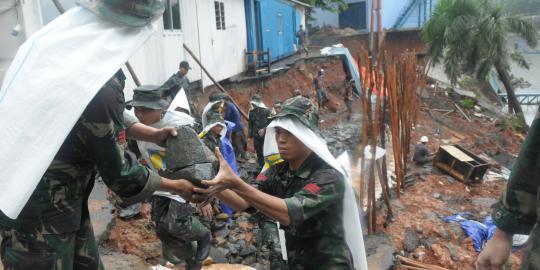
263, 117, 368, 270
0, 7, 155, 219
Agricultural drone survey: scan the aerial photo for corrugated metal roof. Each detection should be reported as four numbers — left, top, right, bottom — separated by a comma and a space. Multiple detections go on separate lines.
287, 0, 312, 8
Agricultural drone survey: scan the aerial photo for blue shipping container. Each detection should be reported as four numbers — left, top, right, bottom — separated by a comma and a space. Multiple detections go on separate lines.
245, 0, 299, 63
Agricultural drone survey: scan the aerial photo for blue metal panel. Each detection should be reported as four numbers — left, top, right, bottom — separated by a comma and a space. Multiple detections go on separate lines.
339, 1, 367, 30
245, 0, 257, 53
256, 0, 297, 62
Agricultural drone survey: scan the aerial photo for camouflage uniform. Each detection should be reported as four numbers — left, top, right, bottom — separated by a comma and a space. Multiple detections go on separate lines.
201, 112, 225, 154
132, 85, 211, 270
0, 72, 162, 270
160, 71, 190, 105
248, 95, 270, 167
492, 109, 540, 268
256, 154, 353, 270
254, 96, 353, 269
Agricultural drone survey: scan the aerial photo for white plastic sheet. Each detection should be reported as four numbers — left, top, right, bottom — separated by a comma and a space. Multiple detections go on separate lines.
320, 45, 361, 96
0, 7, 155, 219
264, 117, 368, 270
167, 88, 190, 113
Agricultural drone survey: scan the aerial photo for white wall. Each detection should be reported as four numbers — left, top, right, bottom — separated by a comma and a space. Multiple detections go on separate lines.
1, 0, 248, 97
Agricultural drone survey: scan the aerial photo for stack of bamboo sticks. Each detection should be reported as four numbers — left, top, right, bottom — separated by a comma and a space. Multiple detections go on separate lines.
357, 49, 424, 234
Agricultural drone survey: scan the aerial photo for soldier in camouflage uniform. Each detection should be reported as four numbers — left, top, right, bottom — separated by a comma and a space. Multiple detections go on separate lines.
200, 112, 226, 154
131, 85, 212, 270
195, 96, 354, 269
477, 109, 540, 269
0, 71, 202, 270
248, 94, 270, 168
160, 61, 192, 106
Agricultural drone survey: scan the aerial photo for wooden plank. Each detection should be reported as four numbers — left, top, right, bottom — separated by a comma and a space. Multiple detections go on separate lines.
440, 145, 474, 162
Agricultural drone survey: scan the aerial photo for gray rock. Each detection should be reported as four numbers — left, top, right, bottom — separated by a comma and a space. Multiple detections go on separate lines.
160, 163, 214, 187
472, 197, 498, 208
447, 243, 460, 261
433, 193, 441, 200
166, 125, 210, 170
365, 233, 396, 270
422, 237, 438, 249
240, 244, 257, 256
447, 223, 465, 242
438, 226, 451, 240
421, 209, 439, 222
404, 228, 421, 252
211, 247, 230, 262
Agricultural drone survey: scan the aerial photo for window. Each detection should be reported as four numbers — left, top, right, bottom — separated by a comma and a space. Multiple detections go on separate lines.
277, 12, 283, 35
214, 1, 226, 30
163, 0, 181, 30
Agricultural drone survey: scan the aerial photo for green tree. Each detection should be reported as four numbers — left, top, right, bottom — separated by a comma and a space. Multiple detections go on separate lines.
422, 0, 538, 121
299, 0, 348, 12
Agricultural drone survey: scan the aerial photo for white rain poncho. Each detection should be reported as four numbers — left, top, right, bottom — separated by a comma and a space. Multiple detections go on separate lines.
167, 88, 190, 114
0, 7, 155, 219
263, 117, 368, 270
201, 100, 224, 128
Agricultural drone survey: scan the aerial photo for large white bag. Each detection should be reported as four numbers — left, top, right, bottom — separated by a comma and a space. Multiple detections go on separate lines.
0, 7, 155, 219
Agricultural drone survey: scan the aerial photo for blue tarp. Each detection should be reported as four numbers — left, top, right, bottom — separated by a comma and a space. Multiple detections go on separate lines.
443, 213, 497, 252
219, 121, 239, 218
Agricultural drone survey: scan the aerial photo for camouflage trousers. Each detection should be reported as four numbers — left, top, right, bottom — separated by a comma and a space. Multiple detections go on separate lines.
259, 221, 288, 270
521, 226, 540, 270
0, 217, 103, 270
151, 196, 210, 265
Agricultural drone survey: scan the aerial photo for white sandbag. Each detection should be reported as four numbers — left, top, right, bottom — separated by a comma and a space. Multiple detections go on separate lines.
0, 7, 155, 219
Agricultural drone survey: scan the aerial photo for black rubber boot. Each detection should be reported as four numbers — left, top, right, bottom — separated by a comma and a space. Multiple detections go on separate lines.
194, 233, 211, 262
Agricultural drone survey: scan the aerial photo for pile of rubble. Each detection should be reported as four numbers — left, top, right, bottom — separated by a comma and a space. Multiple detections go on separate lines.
321, 117, 362, 156
209, 213, 268, 269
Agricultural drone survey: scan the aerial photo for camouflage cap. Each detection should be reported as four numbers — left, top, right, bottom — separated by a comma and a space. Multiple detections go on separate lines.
272, 96, 319, 133
81, 0, 165, 27
209, 92, 229, 102
205, 111, 225, 127
132, 85, 168, 110
251, 94, 262, 102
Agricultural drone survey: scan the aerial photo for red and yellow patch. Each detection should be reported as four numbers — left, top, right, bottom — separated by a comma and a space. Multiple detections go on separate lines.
303, 183, 321, 194
116, 129, 126, 144
256, 173, 268, 182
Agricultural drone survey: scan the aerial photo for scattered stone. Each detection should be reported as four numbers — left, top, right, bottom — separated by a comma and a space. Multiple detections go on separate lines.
404, 228, 421, 252
432, 193, 441, 200
365, 233, 396, 270
446, 243, 460, 261
472, 197, 498, 208
431, 243, 454, 267
422, 237, 438, 249
447, 223, 465, 242
421, 209, 439, 222
216, 213, 230, 221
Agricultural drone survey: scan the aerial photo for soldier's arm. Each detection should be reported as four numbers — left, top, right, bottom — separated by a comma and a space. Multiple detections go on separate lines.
82, 86, 195, 205
492, 116, 540, 235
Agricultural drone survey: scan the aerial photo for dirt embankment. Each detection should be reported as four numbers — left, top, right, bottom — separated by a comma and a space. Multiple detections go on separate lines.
379, 85, 526, 270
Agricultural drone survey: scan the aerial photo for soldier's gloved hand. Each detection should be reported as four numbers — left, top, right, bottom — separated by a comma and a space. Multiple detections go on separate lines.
194, 147, 243, 198
154, 127, 178, 147
475, 228, 513, 270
